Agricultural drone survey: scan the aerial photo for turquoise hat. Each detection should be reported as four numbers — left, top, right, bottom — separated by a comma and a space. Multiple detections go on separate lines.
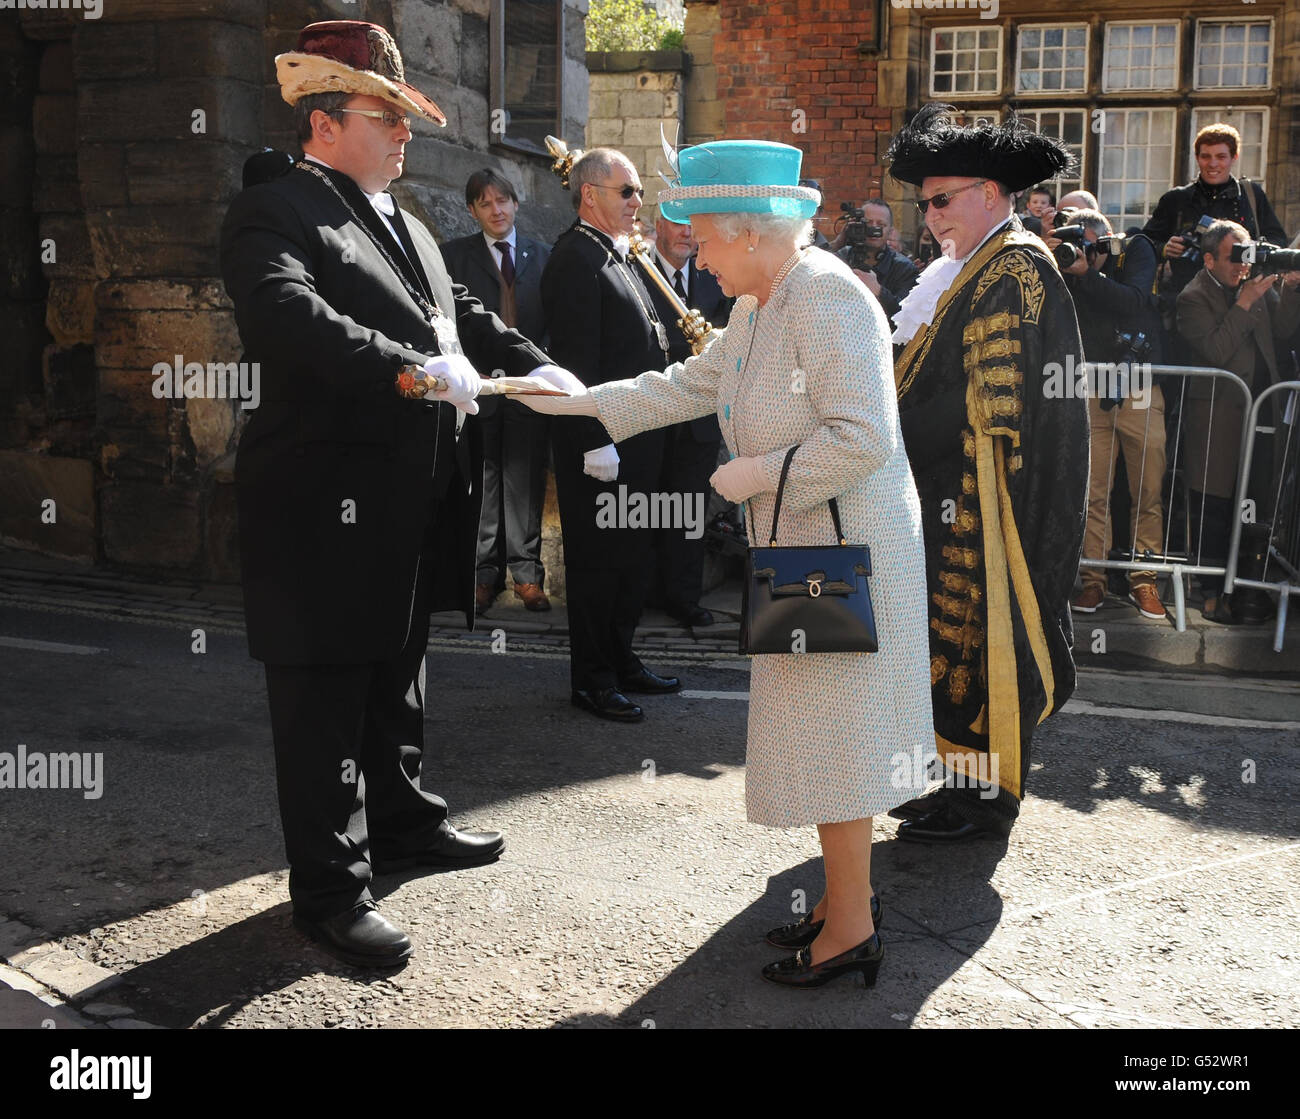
658, 140, 821, 225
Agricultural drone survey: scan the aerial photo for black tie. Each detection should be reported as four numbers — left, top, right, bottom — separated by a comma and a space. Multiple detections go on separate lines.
496, 241, 516, 287
673, 269, 687, 299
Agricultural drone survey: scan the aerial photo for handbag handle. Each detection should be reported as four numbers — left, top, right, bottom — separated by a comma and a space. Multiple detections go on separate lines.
767, 445, 847, 547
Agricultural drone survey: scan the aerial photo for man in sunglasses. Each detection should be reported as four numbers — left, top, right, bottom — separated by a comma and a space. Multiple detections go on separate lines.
884, 105, 1090, 844
540, 148, 685, 723
220, 21, 584, 968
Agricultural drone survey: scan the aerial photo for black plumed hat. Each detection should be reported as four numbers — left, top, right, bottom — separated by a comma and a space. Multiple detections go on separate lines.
886, 103, 1073, 192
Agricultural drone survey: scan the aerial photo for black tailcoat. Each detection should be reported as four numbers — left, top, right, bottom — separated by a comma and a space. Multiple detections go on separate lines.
220, 163, 548, 665
540, 222, 668, 688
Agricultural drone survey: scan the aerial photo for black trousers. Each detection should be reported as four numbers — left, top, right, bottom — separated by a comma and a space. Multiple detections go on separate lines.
263, 535, 449, 922
552, 428, 664, 691
476, 395, 549, 588
651, 421, 719, 610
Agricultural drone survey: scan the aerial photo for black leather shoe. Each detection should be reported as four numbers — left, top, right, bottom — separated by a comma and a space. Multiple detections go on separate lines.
617, 668, 682, 694
666, 602, 714, 628
896, 802, 997, 844
571, 687, 643, 722
765, 894, 883, 949
887, 791, 945, 822
292, 903, 412, 969
762, 933, 884, 989
371, 826, 505, 874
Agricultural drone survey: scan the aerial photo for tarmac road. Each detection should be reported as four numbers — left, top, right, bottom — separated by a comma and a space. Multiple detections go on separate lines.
0, 591, 1297, 1030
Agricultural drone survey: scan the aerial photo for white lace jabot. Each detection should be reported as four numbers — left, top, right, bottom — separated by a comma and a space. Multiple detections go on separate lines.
891, 254, 965, 345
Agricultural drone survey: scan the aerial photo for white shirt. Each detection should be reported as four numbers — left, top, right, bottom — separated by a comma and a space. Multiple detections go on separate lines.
303, 154, 404, 246
580, 218, 629, 260
482, 227, 518, 276
655, 248, 691, 298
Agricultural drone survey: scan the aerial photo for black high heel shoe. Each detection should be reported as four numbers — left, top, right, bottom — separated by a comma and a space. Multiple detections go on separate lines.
761, 932, 884, 989
764, 894, 883, 949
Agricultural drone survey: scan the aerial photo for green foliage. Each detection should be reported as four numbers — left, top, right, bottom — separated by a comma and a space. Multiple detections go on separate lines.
586, 0, 682, 53
658, 28, 685, 51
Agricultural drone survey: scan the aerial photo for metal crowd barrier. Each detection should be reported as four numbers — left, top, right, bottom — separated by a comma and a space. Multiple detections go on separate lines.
1076, 363, 1253, 633
1224, 380, 1300, 653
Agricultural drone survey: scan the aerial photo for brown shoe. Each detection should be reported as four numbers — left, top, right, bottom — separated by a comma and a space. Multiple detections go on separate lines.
1071, 585, 1105, 613
1128, 582, 1166, 620
475, 584, 496, 615
513, 582, 551, 612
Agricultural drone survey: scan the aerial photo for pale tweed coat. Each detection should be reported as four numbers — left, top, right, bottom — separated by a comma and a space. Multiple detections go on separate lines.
591, 249, 935, 826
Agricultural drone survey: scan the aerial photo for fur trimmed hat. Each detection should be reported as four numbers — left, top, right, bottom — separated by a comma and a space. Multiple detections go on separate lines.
276, 20, 445, 127
886, 103, 1071, 192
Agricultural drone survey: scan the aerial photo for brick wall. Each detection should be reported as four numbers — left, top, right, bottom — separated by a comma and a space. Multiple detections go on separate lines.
683, 0, 889, 238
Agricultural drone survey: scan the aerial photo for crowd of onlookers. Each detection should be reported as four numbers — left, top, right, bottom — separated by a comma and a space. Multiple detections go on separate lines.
800, 123, 1299, 626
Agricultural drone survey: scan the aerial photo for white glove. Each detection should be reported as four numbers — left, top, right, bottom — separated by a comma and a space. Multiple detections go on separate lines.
423, 353, 481, 415
583, 443, 620, 483
710, 455, 769, 502
526, 364, 587, 394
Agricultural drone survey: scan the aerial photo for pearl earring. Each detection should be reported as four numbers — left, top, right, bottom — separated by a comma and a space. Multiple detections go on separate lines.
747, 243, 756, 253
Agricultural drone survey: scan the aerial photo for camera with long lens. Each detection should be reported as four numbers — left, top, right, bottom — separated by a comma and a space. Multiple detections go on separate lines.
1053, 223, 1124, 270
838, 203, 884, 272
1228, 240, 1300, 276
1051, 225, 1089, 269
1176, 214, 1215, 267
1099, 329, 1154, 411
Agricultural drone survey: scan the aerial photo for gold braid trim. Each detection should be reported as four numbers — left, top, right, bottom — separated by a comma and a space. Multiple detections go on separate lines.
972, 249, 1046, 325
895, 230, 1029, 400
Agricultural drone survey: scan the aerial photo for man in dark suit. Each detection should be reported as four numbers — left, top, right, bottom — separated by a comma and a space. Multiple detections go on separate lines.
219, 21, 580, 968
541, 148, 684, 723
441, 170, 553, 615
645, 209, 732, 627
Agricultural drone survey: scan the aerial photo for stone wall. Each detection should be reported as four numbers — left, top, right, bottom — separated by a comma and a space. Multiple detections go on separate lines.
585, 50, 685, 211
0, 0, 589, 583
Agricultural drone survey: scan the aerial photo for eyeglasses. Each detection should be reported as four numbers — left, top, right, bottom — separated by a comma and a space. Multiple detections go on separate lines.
331, 108, 412, 130
590, 183, 646, 200
915, 180, 989, 215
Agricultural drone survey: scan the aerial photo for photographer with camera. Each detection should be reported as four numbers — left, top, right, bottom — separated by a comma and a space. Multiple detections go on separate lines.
831, 197, 919, 328
1144, 124, 1288, 303
1176, 219, 1300, 622
1048, 210, 1169, 620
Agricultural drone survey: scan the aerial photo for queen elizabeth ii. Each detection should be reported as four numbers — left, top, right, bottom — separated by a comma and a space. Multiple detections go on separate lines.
522, 141, 935, 989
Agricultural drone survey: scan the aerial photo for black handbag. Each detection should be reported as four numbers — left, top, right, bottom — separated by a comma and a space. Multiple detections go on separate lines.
740, 445, 879, 655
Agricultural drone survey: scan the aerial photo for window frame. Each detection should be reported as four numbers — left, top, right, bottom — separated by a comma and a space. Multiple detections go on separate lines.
1192, 17, 1274, 92
1015, 107, 1088, 197
928, 25, 1004, 100
1101, 19, 1182, 94
488, 0, 566, 157
1095, 106, 1178, 230
1015, 23, 1090, 97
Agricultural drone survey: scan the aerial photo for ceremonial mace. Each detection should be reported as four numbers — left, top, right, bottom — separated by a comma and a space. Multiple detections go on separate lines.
545, 135, 714, 357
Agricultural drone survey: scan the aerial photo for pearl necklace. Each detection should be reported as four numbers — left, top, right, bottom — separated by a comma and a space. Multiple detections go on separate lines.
766, 248, 805, 302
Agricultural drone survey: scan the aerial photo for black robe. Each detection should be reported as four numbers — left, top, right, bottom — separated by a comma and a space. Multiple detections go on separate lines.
895, 223, 1089, 826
